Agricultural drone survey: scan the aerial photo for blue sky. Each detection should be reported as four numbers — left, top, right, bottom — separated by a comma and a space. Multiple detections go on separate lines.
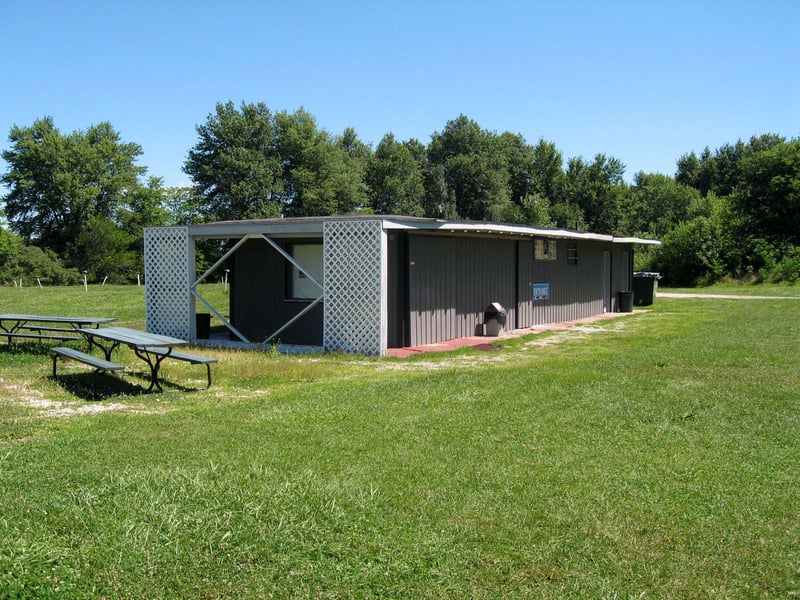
2, 0, 798, 188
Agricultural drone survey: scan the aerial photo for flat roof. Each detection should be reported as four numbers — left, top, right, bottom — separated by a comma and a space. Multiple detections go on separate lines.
179, 215, 660, 245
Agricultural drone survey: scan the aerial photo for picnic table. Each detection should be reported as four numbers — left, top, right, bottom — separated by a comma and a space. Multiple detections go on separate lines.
80, 326, 190, 392
0, 313, 116, 344
54, 326, 216, 392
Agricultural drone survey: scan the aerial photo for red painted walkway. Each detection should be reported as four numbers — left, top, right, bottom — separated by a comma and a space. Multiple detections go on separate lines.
386, 310, 640, 358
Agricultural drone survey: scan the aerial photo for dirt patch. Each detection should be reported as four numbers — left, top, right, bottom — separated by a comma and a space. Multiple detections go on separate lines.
378, 321, 627, 372
214, 388, 272, 400
26, 398, 154, 417
1, 382, 164, 418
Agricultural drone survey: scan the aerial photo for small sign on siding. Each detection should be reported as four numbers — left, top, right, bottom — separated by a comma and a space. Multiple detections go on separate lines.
532, 282, 550, 301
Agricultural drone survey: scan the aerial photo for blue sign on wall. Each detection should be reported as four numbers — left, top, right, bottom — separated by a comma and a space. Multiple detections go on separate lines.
532, 282, 550, 301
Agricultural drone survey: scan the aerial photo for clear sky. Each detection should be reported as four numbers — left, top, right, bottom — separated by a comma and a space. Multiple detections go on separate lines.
2, 0, 798, 188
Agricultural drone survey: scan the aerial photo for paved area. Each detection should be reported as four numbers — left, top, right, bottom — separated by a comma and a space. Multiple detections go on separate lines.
387, 310, 641, 358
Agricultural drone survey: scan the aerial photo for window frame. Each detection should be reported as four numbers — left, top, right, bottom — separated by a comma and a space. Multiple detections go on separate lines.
567, 242, 578, 266
286, 242, 324, 301
533, 238, 558, 261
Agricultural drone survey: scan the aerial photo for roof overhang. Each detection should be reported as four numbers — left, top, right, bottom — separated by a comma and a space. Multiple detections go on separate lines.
178, 215, 660, 245
188, 218, 325, 239
381, 217, 615, 242
612, 237, 662, 245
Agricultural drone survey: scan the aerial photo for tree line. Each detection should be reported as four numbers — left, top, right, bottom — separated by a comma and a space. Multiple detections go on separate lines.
2, 102, 798, 286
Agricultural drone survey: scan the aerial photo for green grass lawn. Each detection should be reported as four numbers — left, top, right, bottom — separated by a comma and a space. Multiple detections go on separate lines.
1, 285, 799, 598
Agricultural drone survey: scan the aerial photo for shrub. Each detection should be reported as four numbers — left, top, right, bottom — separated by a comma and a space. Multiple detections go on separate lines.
0, 244, 81, 285
766, 245, 800, 283
652, 216, 725, 286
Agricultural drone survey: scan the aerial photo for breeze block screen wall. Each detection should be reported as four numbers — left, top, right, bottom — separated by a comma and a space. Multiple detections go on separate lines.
323, 220, 386, 355
144, 227, 193, 339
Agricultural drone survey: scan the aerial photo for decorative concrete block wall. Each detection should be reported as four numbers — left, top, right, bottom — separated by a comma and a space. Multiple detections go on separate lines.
144, 227, 193, 339
323, 220, 386, 355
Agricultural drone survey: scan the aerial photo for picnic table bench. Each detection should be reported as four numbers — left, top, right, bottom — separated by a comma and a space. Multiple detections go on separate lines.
0, 314, 116, 344
51, 346, 126, 376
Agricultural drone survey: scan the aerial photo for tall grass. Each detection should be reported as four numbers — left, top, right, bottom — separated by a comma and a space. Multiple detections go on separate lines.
0, 285, 798, 598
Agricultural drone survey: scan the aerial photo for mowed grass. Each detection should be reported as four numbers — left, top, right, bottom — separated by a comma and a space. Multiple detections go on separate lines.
0, 285, 799, 598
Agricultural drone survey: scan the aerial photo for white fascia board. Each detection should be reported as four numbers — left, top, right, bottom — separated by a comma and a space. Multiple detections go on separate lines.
381, 218, 614, 241
613, 237, 662, 245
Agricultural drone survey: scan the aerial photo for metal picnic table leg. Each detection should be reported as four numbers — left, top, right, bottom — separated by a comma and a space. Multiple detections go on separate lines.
1, 320, 23, 344
134, 348, 170, 392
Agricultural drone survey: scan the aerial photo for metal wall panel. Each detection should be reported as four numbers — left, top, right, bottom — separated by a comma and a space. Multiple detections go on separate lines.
517, 239, 607, 326
232, 239, 323, 345
400, 235, 638, 347
407, 235, 517, 346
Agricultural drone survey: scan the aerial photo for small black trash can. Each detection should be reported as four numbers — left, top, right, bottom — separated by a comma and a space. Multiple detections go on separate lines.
484, 302, 507, 336
195, 313, 211, 339
633, 272, 661, 306
618, 291, 634, 313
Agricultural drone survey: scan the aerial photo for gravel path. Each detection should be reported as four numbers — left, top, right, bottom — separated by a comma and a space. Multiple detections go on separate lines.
659, 292, 800, 300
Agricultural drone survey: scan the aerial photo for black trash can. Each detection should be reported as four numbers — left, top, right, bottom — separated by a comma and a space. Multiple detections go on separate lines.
633, 272, 660, 306
618, 291, 634, 313
484, 302, 507, 336
195, 313, 211, 339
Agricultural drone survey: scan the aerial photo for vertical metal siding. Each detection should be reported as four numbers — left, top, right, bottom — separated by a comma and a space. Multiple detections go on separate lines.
407, 235, 517, 346
402, 236, 636, 345
517, 239, 606, 326
233, 239, 323, 345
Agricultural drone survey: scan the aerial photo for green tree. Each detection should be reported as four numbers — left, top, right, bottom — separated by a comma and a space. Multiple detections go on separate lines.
334, 127, 370, 213
68, 215, 138, 283
734, 138, 800, 245
421, 162, 451, 218
275, 109, 367, 216
501, 193, 553, 227
184, 101, 283, 221
116, 176, 171, 274
427, 115, 510, 220
530, 139, 567, 205
0, 243, 80, 285
1, 117, 146, 267
627, 172, 699, 237
494, 132, 535, 204
366, 133, 425, 216
162, 186, 206, 226
653, 215, 726, 286
0, 222, 21, 263
676, 148, 715, 196
564, 154, 627, 234
675, 135, 787, 199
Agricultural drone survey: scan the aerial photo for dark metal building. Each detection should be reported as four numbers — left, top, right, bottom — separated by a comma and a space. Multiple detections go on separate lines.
144, 217, 658, 355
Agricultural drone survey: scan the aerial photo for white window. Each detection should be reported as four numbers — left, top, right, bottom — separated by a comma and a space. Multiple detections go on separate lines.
289, 243, 323, 300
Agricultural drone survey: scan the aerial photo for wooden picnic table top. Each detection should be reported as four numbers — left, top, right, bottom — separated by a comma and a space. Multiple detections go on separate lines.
0, 314, 117, 326
81, 326, 187, 349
